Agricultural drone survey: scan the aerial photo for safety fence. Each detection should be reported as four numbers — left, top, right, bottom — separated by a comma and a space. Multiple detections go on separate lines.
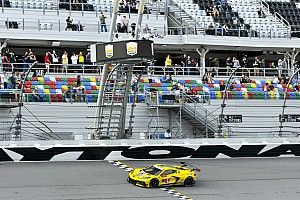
0, 63, 294, 78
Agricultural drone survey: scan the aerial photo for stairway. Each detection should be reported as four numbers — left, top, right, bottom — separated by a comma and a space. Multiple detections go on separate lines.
167, 2, 199, 35
181, 95, 218, 138
95, 65, 133, 139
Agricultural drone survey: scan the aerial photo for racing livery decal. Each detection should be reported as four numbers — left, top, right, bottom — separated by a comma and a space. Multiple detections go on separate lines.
0, 144, 299, 161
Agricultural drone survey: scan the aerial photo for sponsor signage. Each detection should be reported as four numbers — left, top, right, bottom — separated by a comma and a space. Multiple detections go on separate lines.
91, 40, 154, 63
0, 144, 299, 161
280, 114, 300, 122
220, 115, 243, 123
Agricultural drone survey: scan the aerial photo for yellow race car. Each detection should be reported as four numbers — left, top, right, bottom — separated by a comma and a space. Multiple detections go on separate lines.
127, 162, 201, 188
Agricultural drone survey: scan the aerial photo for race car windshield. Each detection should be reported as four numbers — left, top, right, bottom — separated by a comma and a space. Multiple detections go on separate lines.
143, 166, 162, 175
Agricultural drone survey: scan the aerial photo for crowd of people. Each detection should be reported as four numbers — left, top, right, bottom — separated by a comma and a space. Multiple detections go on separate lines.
0, 48, 93, 75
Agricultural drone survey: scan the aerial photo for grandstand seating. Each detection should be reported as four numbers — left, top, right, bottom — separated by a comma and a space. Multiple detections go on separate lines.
188, 0, 254, 37
22, 76, 300, 103
230, 0, 289, 38
265, 0, 300, 37
177, 0, 290, 38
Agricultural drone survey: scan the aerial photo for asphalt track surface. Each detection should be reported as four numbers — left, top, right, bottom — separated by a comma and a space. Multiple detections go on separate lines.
0, 158, 300, 200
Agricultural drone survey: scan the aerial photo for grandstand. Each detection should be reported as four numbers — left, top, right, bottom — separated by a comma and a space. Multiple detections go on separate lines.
1, 0, 300, 141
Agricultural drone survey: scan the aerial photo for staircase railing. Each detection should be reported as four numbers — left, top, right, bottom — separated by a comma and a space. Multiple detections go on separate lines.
261, 0, 291, 38
275, 12, 291, 31
181, 93, 218, 137
169, 0, 197, 35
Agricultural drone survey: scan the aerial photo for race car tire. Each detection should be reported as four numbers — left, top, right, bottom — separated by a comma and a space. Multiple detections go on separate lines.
149, 178, 159, 188
184, 177, 195, 187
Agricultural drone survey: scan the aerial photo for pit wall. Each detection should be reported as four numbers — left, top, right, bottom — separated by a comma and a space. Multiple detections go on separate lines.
0, 138, 299, 162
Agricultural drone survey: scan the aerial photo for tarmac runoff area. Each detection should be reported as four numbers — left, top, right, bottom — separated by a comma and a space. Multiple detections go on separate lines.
0, 158, 299, 200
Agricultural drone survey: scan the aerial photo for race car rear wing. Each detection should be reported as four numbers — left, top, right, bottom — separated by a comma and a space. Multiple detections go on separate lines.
180, 162, 201, 172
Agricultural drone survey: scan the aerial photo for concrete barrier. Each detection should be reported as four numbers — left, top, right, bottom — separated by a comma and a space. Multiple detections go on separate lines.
0, 138, 300, 162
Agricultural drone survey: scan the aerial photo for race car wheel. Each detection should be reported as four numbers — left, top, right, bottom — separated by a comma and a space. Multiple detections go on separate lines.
149, 179, 159, 188
184, 177, 195, 187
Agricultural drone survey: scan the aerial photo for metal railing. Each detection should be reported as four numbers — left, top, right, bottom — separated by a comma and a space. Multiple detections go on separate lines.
3, 0, 163, 18
0, 63, 294, 78
0, 17, 165, 35
181, 93, 219, 137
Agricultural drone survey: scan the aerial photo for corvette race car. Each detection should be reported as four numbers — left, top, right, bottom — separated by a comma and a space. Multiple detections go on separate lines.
127, 162, 201, 188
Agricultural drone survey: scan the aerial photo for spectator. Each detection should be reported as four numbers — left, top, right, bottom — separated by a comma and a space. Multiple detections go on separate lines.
185, 55, 192, 75
2, 71, 8, 89
86, 52, 91, 65
220, 81, 225, 91
242, 56, 249, 76
278, 59, 283, 76
76, 75, 81, 87
208, 22, 214, 30
116, 13, 122, 32
232, 57, 240, 68
212, 6, 219, 17
222, 24, 229, 35
61, 51, 68, 73
253, 57, 261, 76
166, 74, 173, 83
9, 73, 16, 89
78, 52, 85, 65
212, 57, 220, 77
22, 51, 30, 72
165, 55, 172, 67
164, 129, 172, 139
44, 52, 51, 73
99, 12, 108, 32
64, 87, 73, 102
29, 51, 36, 63
65, 16, 73, 31
226, 57, 232, 76
77, 87, 86, 102
121, 16, 129, 33
32, 86, 41, 102
71, 52, 78, 65
51, 50, 59, 73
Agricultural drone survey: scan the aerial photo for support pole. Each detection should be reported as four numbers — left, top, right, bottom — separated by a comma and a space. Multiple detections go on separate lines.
196, 48, 209, 78
278, 68, 300, 137
290, 49, 299, 74
94, 0, 121, 139
134, 0, 146, 39
15, 61, 38, 140
218, 66, 242, 137
118, 65, 133, 139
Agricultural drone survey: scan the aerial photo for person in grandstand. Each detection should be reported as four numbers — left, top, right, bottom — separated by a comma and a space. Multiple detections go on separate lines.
9, 73, 16, 89
164, 129, 172, 139
116, 13, 122, 32
44, 52, 51, 73
51, 50, 59, 73
226, 57, 232, 76
32, 86, 41, 102
99, 12, 107, 32
76, 75, 81, 87
121, 16, 129, 33
64, 87, 73, 103
78, 52, 85, 65
1, 71, 8, 89
28, 51, 36, 63
232, 57, 240, 68
65, 16, 73, 31
61, 51, 68, 73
